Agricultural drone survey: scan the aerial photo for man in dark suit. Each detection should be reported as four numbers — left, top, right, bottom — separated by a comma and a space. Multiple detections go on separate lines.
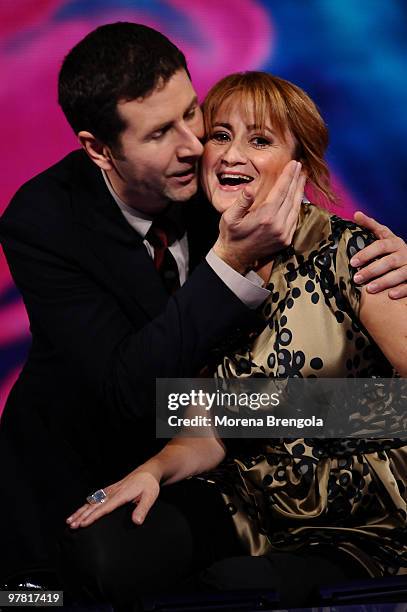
0, 22, 305, 597
1, 21, 405, 606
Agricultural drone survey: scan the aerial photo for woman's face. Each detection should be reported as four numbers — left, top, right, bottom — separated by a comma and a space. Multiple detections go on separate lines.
201, 98, 297, 213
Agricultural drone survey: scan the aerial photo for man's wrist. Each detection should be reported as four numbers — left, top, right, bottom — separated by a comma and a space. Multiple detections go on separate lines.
212, 241, 252, 275
206, 249, 270, 308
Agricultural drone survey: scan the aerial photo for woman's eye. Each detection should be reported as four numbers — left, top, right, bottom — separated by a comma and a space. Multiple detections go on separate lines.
210, 131, 230, 142
251, 136, 271, 147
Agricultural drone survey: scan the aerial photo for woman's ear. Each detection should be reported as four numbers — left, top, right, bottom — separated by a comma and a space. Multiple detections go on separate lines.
295, 149, 308, 177
300, 163, 309, 177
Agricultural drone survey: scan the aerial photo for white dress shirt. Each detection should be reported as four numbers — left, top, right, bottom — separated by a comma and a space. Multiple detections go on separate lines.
101, 170, 269, 308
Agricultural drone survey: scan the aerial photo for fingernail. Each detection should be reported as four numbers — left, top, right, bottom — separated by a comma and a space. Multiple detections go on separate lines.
66, 517, 72, 523
367, 283, 378, 293
353, 273, 362, 283
350, 257, 360, 267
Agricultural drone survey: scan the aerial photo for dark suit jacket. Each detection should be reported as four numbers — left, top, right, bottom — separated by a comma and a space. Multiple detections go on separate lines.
0, 150, 259, 580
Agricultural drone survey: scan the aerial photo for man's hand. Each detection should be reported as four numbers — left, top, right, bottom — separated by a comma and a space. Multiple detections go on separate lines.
213, 160, 305, 273
351, 211, 407, 299
66, 470, 160, 529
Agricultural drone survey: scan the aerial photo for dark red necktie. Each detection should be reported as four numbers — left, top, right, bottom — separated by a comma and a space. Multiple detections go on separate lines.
146, 218, 181, 294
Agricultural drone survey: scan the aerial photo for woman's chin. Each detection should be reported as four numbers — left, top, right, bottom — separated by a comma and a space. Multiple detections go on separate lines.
210, 192, 238, 213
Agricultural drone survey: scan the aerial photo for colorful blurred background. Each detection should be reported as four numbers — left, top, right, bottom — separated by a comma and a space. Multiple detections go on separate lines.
1, 0, 406, 414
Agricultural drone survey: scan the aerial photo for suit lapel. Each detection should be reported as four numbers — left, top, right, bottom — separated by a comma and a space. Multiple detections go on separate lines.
186, 190, 220, 272
71, 151, 168, 320
70, 152, 220, 319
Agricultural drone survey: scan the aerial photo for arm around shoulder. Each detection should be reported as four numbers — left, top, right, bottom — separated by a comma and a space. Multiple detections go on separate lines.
359, 290, 407, 376
335, 221, 407, 377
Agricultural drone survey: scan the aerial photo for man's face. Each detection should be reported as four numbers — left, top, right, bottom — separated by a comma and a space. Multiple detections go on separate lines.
108, 69, 204, 214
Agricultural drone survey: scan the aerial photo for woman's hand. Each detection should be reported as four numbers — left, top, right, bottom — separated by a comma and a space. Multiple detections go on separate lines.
66, 429, 225, 530
352, 211, 407, 298
66, 469, 160, 529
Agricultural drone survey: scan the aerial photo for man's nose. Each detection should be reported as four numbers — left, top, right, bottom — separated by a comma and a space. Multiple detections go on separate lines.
177, 126, 204, 159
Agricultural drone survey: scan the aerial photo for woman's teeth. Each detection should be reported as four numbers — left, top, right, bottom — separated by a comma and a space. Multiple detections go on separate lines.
218, 173, 254, 186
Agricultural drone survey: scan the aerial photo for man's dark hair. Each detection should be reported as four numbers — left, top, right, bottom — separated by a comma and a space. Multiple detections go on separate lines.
58, 22, 189, 148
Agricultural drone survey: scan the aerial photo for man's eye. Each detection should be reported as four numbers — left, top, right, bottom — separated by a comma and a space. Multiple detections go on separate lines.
251, 136, 271, 147
150, 131, 164, 140
185, 107, 196, 120
210, 132, 230, 142
150, 125, 170, 140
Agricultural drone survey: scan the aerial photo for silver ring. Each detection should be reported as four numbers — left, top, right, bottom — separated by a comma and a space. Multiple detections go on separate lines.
86, 488, 107, 505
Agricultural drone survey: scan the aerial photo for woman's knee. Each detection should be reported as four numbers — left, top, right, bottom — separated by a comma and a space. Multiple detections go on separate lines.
58, 501, 196, 602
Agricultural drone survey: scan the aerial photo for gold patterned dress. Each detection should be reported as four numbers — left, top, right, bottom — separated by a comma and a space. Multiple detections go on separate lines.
201, 203, 407, 578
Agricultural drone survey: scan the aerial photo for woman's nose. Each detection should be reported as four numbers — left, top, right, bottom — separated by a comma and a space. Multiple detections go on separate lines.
221, 141, 247, 165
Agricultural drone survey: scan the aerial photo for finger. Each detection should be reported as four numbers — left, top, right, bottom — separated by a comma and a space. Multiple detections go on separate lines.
66, 504, 91, 525
72, 493, 130, 528
68, 482, 135, 528
275, 162, 302, 221
283, 173, 306, 240
67, 503, 105, 528
69, 504, 102, 528
354, 211, 394, 240
227, 187, 255, 222
253, 161, 301, 235
257, 160, 300, 216
353, 253, 407, 285
132, 489, 159, 525
389, 284, 407, 299
350, 237, 405, 268
66, 484, 116, 526
362, 268, 407, 294
267, 160, 301, 215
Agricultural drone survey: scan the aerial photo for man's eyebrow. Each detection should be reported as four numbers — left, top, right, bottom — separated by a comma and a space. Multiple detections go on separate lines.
148, 119, 173, 134
183, 95, 199, 114
147, 96, 199, 134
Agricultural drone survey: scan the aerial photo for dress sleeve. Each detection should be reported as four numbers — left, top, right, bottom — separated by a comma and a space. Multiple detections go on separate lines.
334, 222, 376, 316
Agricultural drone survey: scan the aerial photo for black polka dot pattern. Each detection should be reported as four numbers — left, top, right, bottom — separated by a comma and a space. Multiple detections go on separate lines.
207, 204, 402, 578
310, 357, 323, 370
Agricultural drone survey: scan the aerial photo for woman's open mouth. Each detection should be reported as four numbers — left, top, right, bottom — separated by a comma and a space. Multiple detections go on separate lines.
216, 172, 254, 191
